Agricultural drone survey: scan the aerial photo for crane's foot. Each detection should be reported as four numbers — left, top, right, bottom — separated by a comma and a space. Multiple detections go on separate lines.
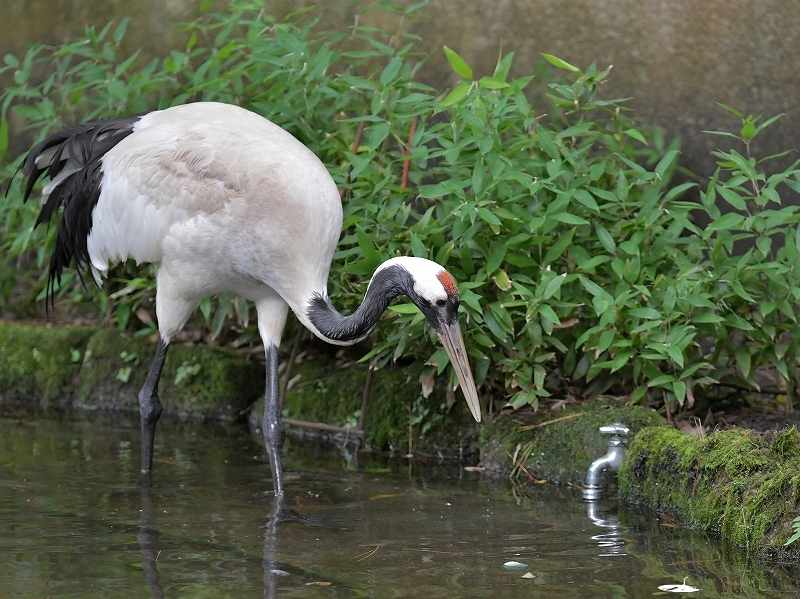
138, 338, 169, 486
139, 394, 163, 487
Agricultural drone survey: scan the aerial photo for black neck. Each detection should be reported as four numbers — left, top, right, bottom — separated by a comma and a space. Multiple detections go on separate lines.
306, 265, 416, 344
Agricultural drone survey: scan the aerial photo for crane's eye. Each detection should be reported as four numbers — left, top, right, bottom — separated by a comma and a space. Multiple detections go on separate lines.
436, 299, 446, 307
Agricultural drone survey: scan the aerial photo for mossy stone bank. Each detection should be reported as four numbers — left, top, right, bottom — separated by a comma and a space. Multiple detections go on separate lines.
620, 426, 800, 559
0, 323, 261, 419
0, 324, 97, 401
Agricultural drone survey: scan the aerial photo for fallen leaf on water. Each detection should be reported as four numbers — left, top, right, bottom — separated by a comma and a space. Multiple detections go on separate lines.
658, 577, 701, 593
521, 572, 536, 579
306, 581, 332, 587
503, 561, 528, 570
463, 466, 484, 472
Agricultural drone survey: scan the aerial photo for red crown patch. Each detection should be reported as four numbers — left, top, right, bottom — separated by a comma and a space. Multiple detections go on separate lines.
437, 270, 458, 296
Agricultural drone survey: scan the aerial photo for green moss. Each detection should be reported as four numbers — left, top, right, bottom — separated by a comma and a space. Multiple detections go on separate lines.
479, 401, 664, 485
77, 329, 263, 420
0, 323, 99, 402
620, 426, 800, 558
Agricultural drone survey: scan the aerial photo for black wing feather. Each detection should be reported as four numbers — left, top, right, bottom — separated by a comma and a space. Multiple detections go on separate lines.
19, 114, 142, 308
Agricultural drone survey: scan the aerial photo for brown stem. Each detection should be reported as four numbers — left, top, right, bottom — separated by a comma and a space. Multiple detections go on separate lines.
340, 121, 367, 199
400, 116, 419, 189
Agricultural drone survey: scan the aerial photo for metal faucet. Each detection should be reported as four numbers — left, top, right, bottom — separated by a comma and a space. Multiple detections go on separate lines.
582, 423, 630, 500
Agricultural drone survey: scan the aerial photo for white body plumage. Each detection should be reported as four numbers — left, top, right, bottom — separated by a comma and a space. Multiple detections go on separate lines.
86, 102, 341, 345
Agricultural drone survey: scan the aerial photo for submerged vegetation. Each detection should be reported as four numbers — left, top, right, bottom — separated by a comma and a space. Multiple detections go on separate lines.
1, 0, 800, 417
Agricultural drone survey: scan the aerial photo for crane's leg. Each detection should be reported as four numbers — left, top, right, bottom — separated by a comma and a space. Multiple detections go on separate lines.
263, 342, 285, 499
255, 294, 289, 499
139, 338, 169, 486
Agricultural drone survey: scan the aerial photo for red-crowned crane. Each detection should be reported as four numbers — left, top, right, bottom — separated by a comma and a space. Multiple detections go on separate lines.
19, 101, 481, 497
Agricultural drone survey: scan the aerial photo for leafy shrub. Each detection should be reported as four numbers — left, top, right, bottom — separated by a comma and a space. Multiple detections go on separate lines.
2, 0, 800, 416
697, 107, 800, 407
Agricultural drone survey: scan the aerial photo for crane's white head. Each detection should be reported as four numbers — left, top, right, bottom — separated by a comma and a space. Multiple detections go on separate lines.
372, 257, 482, 422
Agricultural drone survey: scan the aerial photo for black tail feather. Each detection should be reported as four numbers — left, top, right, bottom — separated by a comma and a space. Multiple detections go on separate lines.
20, 114, 141, 308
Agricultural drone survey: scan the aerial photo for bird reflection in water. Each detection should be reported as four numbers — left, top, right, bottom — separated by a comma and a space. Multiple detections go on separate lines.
137, 488, 336, 597
138, 488, 164, 599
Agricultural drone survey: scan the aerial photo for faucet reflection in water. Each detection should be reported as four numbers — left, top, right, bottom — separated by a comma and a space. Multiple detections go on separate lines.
586, 501, 626, 557
582, 423, 630, 501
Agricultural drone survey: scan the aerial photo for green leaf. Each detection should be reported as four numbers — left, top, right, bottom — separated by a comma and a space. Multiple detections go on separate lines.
706, 212, 745, 231
648, 374, 676, 388
356, 225, 381, 266
557, 122, 594, 139
538, 304, 561, 325
573, 189, 599, 212
541, 53, 580, 72
736, 346, 752, 380
740, 119, 756, 140
672, 380, 687, 404
477, 207, 502, 227
493, 51, 514, 82
595, 225, 616, 253
380, 55, 403, 86
410, 232, 427, 258
727, 280, 755, 303
550, 212, 590, 226
113, 17, 131, 44
717, 103, 742, 118
440, 82, 471, 107
753, 113, 783, 137
597, 329, 615, 354
623, 128, 648, 145
655, 150, 679, 180
403, 0, 430, 16
367, 121, 392, 149
630, 307, 661, 319
0, 116, 8, 159
478, 76, 509, 89
486, 243, 507, 274
544, 227, 575, 264
443, 46, 473, 79
716, 185, 748, 211
694, 313, 724, 324
630, 386, 648, 404
542, 274, 566, 300
667, 345, 684, 368
388, 303, 420, 314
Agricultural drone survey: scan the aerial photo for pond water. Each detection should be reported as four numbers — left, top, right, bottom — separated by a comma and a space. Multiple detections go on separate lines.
1, 404, 798, 598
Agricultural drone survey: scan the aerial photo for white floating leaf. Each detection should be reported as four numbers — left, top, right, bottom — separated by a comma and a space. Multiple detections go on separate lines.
503, 561, 528, 570
658, 583, 701, 593
521, 572, 536, 579
269, 569, 290, 576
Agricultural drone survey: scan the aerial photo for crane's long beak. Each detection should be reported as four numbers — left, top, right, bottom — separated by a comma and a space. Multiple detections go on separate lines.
439, 321, 482, 422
